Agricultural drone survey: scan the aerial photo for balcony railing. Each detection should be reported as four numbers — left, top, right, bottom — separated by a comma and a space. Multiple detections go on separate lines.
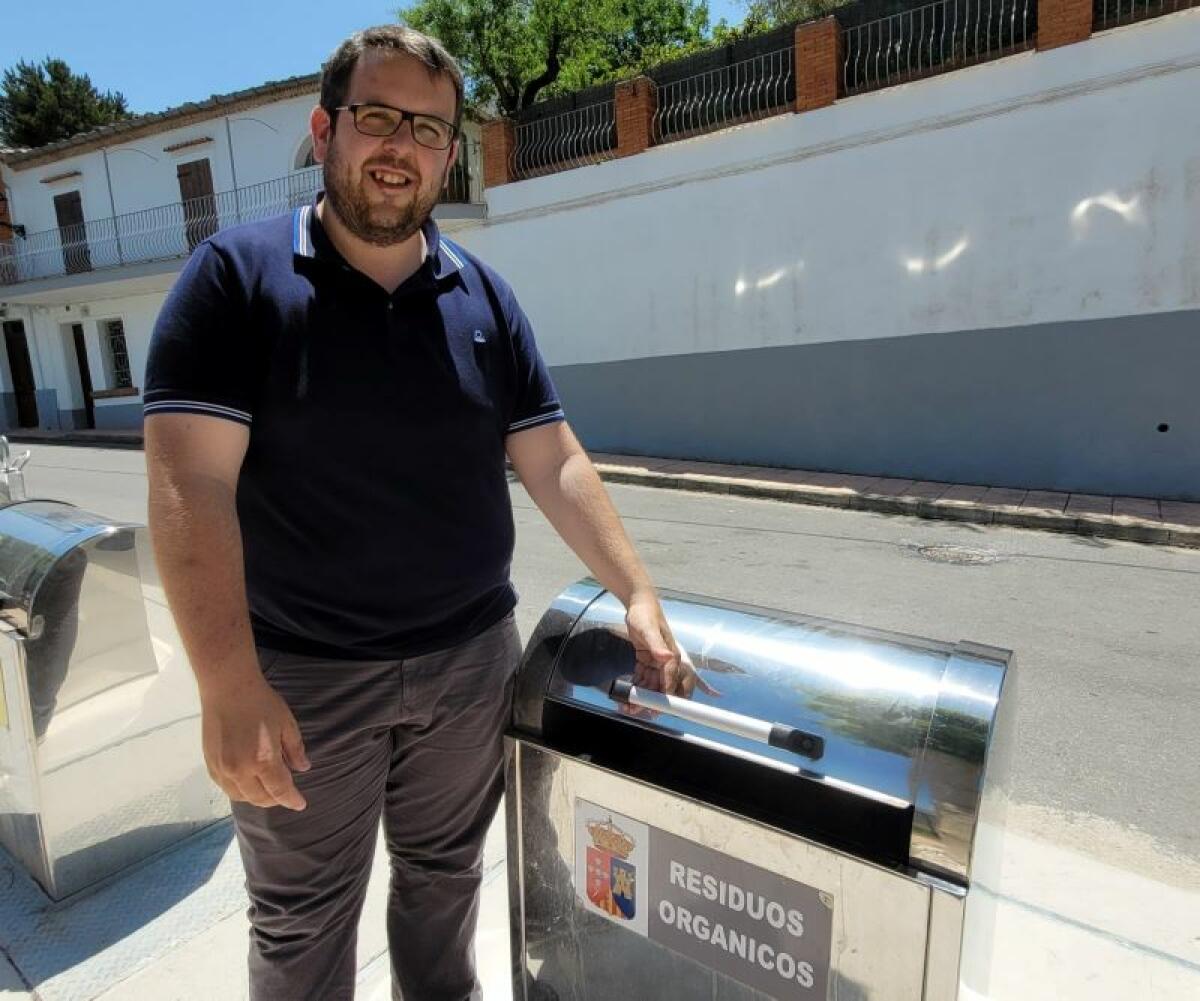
842, 0, 1035, 96
0, 144, 481, 287
511, 102, 617, 180
653, 47, 795, 145
1093, 0, 1198, 29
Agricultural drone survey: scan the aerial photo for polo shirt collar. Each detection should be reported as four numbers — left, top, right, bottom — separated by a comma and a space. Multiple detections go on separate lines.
293, 196, 465, 282
424, 218, 467, 281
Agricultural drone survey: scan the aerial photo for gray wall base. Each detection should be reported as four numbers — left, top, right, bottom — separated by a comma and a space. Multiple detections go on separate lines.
57, 409, 91, 431
35, 390, 60, 430
0, 390, 61, 431
94, 402, 144, 430
552, 310, 1198, 501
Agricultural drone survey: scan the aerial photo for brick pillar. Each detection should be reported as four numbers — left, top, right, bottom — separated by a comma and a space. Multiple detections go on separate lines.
481, 119, 516, 188
615, 77, 657, 157
795, 16, 842, 114
1037, 0, 1093, 50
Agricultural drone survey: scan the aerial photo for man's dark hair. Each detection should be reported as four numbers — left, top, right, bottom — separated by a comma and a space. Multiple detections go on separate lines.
320, 25, 464, 128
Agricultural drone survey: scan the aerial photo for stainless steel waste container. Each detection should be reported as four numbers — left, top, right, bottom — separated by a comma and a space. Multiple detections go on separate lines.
506, 581, 1016, 1001
0, 500, 225, 899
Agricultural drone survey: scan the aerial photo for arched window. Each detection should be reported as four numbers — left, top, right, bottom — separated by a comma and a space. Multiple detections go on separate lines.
294, 137, 316, 170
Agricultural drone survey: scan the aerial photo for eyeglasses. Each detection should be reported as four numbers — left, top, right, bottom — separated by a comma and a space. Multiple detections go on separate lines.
334, 103, 457, 150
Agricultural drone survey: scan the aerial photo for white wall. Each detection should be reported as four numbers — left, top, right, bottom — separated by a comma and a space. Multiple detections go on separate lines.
0, 91, 321, 243
2, 97, 483, 244
458, 12, 1200, 368
0, 86, 485, 428
1, 102, 482, 285
11, 290, 171, 415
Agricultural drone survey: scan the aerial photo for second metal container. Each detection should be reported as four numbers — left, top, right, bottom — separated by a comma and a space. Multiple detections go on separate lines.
0, 500, 227, 899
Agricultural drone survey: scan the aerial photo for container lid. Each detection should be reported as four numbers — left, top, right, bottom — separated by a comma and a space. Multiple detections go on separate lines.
0, 500, 137, 631
513, 581, 1013, 883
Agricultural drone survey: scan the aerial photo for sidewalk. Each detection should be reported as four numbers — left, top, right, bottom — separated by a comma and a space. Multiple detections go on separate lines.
587, 452, 1200, 549
0, 810, 513, 1001
9, 429, 1199, 548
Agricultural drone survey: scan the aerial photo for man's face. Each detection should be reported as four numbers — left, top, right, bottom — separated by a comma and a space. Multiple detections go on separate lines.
312, 51, 458, 248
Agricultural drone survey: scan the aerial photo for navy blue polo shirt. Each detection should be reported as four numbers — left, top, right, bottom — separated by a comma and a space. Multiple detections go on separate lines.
144, 202, 565, 659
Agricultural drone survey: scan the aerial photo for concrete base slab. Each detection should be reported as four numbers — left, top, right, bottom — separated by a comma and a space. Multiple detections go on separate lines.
92, 909, 249, 1001
0, 799, 514, 1001
0, 954, 33, 1000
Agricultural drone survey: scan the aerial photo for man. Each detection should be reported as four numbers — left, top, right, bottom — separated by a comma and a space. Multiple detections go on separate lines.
144, 24, 685, 1001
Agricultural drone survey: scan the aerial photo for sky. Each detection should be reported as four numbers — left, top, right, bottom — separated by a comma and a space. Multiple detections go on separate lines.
2, 0, 748, 117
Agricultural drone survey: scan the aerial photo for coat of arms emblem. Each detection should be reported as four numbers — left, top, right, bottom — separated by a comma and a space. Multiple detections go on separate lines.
585, 817, 637, 920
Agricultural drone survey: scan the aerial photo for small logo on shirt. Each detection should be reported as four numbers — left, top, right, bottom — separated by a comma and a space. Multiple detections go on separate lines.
473, 329, 487, 344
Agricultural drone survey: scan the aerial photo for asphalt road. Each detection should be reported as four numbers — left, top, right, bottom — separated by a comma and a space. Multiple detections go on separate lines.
18, 443, 1200, 881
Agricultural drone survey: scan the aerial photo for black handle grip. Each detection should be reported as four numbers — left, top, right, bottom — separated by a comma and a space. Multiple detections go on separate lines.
768, 724, 825, 761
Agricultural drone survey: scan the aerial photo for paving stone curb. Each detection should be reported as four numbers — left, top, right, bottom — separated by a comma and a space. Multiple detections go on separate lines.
7, 431, 145, 449
594, 467, 1199, 550
6, 435, 1194, 549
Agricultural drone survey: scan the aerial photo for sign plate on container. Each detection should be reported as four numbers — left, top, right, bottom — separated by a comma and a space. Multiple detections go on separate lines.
574, 798, 833, 1000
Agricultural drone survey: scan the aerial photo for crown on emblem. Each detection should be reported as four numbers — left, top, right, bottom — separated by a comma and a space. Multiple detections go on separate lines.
588, 818, 635, 858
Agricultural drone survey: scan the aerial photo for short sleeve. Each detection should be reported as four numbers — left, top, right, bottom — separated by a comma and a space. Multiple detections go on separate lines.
505, 297, 565, 436
143, 242, 256, 427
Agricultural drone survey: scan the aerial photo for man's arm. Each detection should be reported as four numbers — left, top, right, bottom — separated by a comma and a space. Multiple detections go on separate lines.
146, 413, 309, 810
506, 420, 686, 694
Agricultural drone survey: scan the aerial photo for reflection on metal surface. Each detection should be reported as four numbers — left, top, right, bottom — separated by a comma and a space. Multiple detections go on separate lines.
0, 500, 225, 899
609, 679, 825, 760
509, 743, 932, 1000
0, 436, 32, 503
509, 580, 1016, 999
515, 581, 1013, 881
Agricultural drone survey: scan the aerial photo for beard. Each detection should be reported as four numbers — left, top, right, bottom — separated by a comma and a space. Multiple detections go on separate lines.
322, 140, 444, 248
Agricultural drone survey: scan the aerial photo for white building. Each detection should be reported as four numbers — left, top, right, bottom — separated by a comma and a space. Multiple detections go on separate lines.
2, 10, 1195, 500
0, 73, 484, 431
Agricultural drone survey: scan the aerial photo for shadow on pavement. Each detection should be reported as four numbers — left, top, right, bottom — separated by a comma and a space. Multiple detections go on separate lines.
0, 820, 238, 996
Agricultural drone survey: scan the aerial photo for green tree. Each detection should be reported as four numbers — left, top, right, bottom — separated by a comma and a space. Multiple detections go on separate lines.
719, 0, 850, 39
399, 0, 712, 117
0, 57, 132, 149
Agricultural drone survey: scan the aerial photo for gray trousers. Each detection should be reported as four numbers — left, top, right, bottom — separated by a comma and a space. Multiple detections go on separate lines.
231, 612, 521, 1001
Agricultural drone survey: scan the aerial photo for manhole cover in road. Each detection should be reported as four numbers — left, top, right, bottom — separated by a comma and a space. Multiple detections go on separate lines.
908, 543, 1002, 566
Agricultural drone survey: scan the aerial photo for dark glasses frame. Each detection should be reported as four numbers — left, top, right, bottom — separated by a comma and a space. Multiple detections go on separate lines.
333, 103, 458, 150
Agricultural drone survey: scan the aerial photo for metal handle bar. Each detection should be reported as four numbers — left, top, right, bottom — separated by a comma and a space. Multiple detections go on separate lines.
608, 679, 824, 760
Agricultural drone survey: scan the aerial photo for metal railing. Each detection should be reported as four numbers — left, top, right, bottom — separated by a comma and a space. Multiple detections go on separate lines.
511, 102, 617, 180
0, 154, 484, 286
842, 0, 1034, 95
653, 47, 795, 144
0, 167, 322, 285
1094, 0, 1198, 28
445, 137, 481, 203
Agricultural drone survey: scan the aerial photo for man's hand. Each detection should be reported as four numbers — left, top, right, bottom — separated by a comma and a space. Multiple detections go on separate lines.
200, 677, 311, 811
625, 594, 716, 699
507, 423, 715, 700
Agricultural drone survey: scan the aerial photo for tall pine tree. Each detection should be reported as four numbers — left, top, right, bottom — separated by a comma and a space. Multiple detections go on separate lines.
0, 58, 132, 149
